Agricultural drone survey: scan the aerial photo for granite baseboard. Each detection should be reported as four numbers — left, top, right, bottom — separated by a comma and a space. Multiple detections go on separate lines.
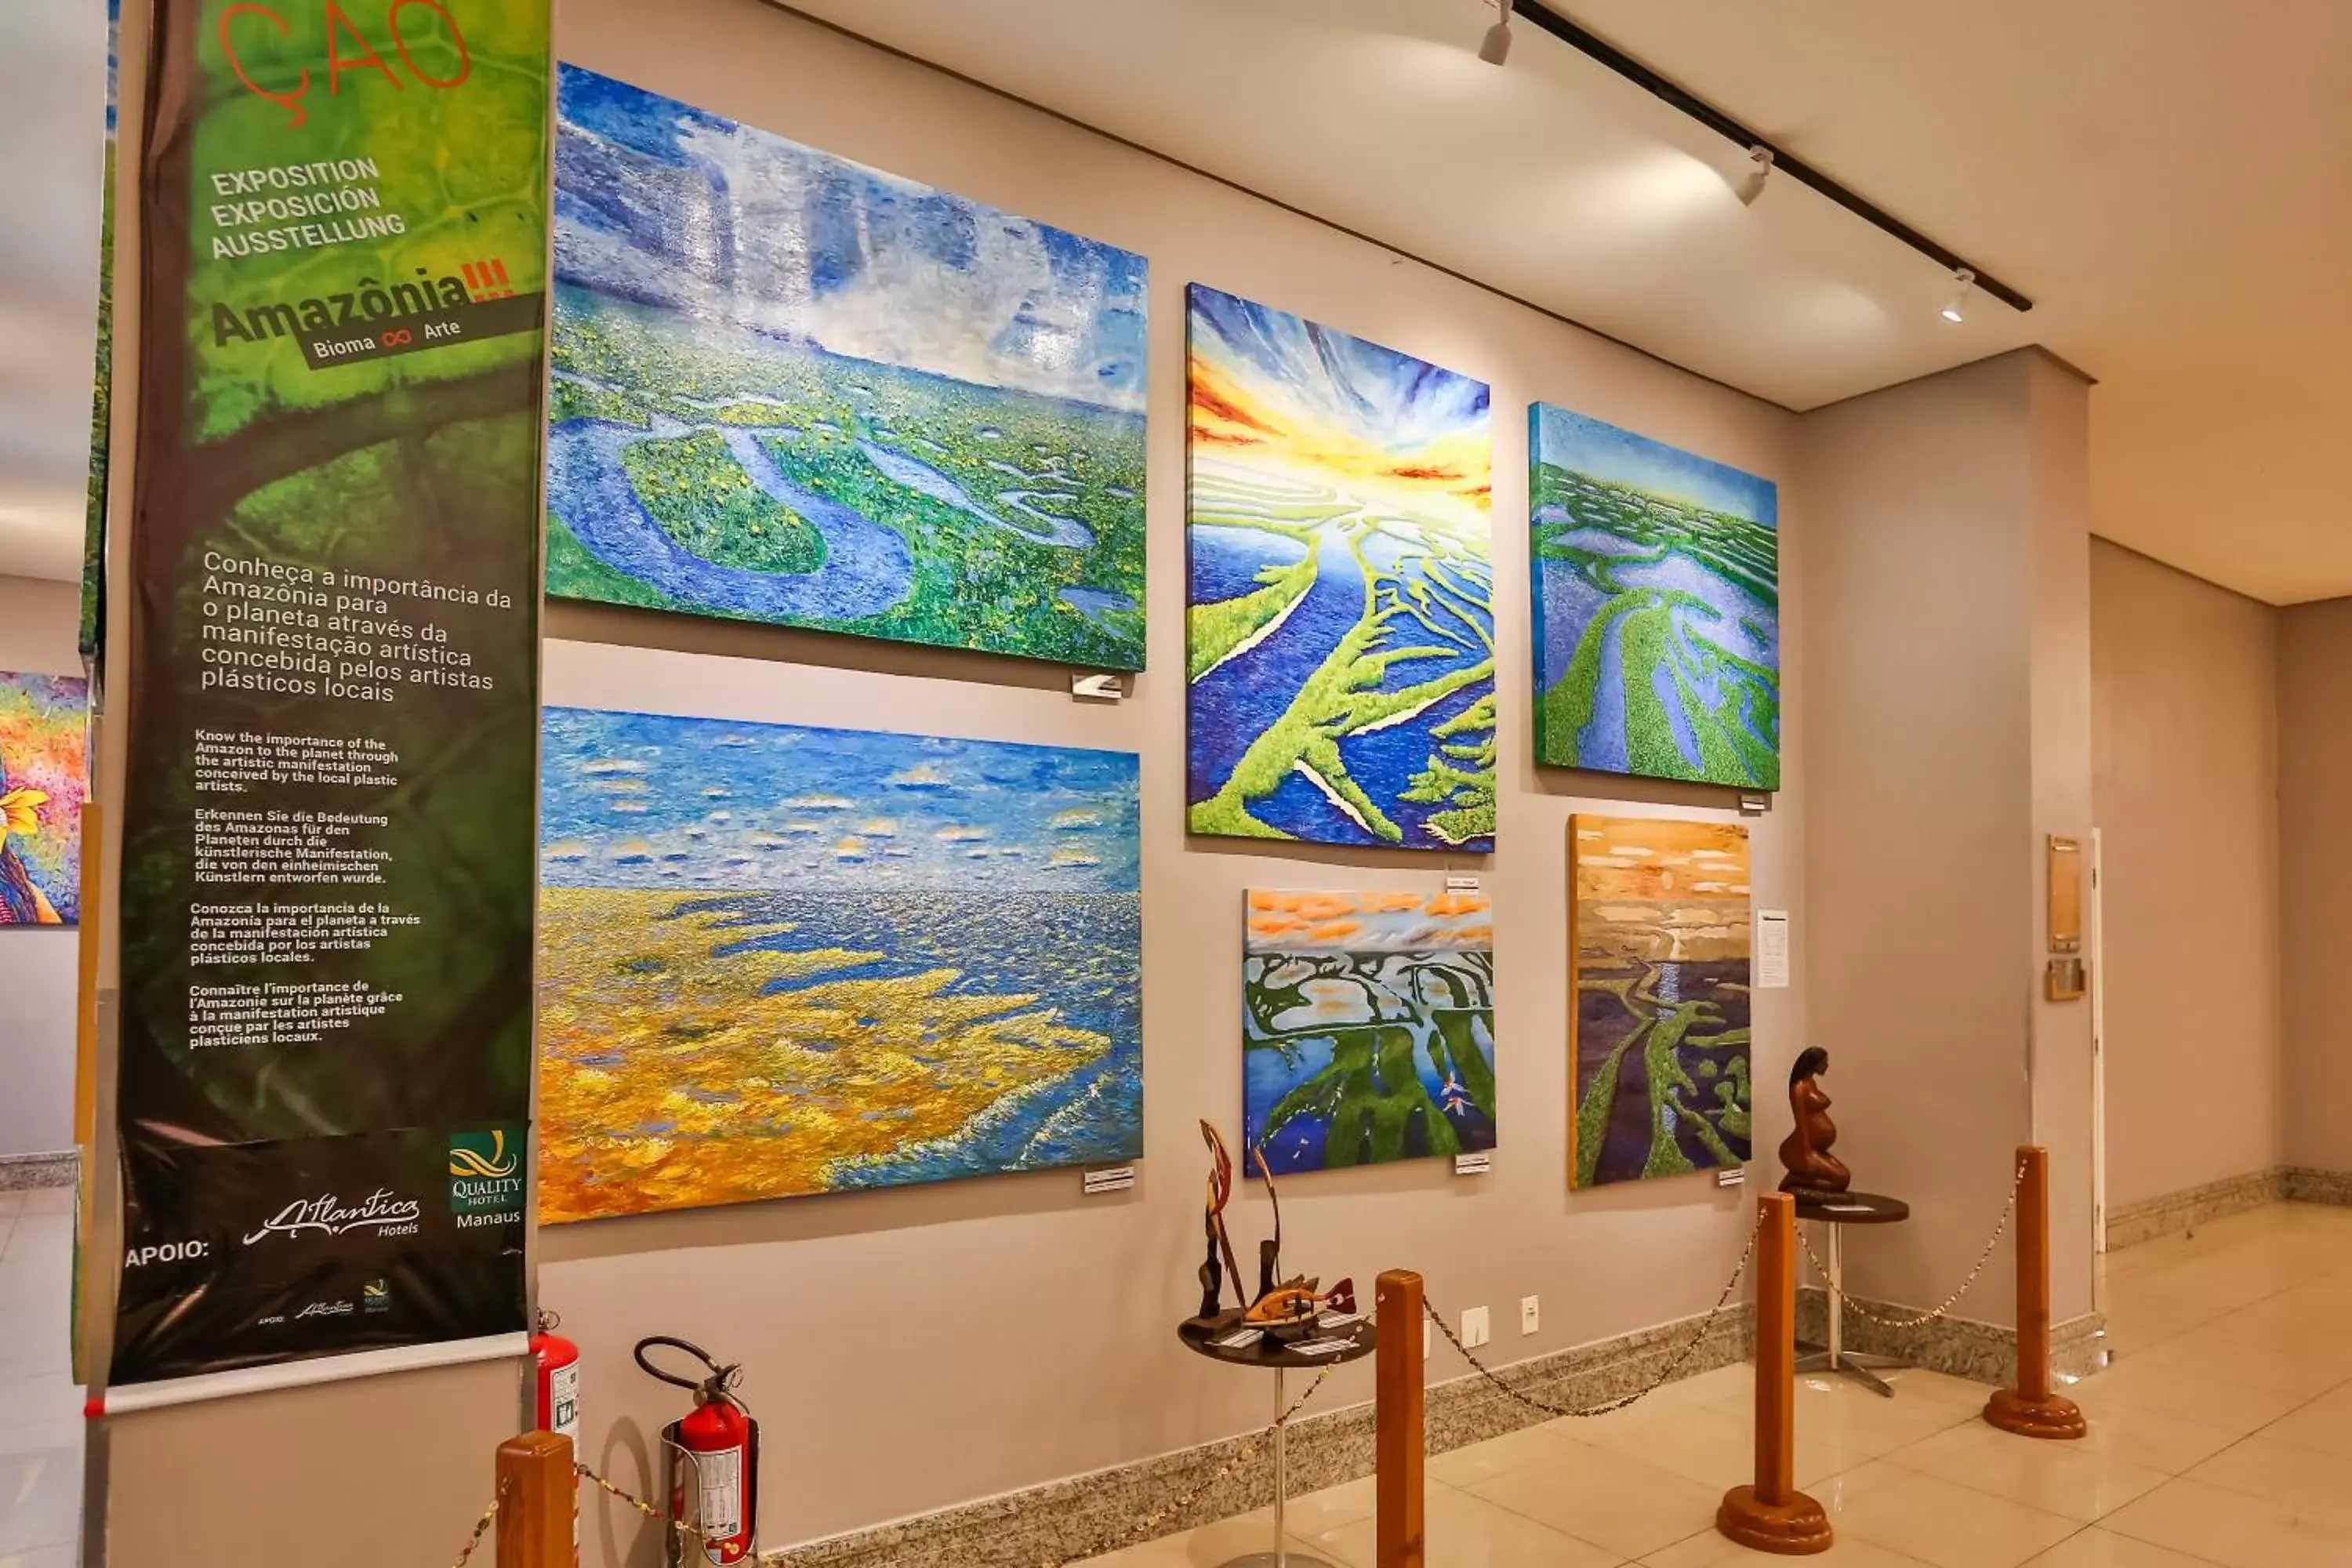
2281, 1167, 2352, 1208
0, 1151, 77, 1192
2106, 1167, 2352, 1249
2106, 1171, 2287, 1250
767, 1300, 1755, 1568
1797, 1287, 2105, 1385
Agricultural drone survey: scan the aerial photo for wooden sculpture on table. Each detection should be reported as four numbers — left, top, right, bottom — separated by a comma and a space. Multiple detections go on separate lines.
1194, 1121, 1355, 1338
1197, 1120, 1247, 1319
1777, 1047, 1852, 1195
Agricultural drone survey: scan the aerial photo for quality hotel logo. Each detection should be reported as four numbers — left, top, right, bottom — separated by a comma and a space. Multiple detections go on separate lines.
449, 1127, 526, 1226
449, 1127, 520, 1180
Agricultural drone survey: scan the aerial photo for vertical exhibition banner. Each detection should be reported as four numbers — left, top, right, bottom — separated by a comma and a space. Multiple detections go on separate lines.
78, 0, 120, 664
110, 0, 550, 1387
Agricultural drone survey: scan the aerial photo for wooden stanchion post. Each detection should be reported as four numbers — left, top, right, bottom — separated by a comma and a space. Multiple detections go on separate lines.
1375, 1270, 1425, 1568
1718, 1192, 1831, 1555
1984, 1145, 2087, 1439
495, 1430, 575, 1568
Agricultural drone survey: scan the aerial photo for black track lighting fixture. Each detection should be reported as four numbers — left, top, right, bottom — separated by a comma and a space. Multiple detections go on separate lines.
1504, 2, 2031, 314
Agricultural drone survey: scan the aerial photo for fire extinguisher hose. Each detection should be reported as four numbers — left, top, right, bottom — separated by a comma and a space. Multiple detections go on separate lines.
632, 1335, 739, 1398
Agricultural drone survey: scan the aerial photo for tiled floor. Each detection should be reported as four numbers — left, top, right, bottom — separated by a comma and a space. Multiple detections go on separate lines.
0, 1185, 80, 1568
1082, 1202, 2352, 1568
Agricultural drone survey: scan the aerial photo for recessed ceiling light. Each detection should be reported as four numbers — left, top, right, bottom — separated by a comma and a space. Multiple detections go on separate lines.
1734, 146, 1774, 207
1478, 0, 1513, 66
1940, 267, 1976, 324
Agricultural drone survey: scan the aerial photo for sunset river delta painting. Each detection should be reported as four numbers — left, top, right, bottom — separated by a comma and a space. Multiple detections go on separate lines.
546, 65, 1149, 669
1186, 285, 1495, 851
1569, 816, 1752, 1188
536, 707, 1142, 1222
1244, 889, 1496, 1174
1530, 405, 1779, 788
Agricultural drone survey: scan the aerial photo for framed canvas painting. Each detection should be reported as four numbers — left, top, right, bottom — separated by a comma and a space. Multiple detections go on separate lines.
546, 65, 1149, 669
0, 673, 88, 927
1186, 284, 1494, 851
1243, 887, 1495, 1174
1569, 815, 1751, 1187
1530, 405, 1779, 788
538, 706, 1142, 1221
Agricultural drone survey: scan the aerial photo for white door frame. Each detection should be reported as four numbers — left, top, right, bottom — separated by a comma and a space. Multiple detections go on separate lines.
2090, 828, 2108, 1265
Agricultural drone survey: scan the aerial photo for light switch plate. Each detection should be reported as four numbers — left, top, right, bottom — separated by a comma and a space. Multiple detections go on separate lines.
1520, 1296, 1539, 1336
1462, 1305, 1490, 1349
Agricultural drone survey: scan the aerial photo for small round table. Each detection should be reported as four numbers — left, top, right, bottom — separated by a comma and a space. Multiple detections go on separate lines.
1788, 1189, 1911, 1397
1178, 1309, 1377, 1568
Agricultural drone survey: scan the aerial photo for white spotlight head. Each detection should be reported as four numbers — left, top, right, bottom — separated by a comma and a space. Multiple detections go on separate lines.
1940, 267, 1975, 324
1735, 145, 1775, 207
1478, 1, 1513, 65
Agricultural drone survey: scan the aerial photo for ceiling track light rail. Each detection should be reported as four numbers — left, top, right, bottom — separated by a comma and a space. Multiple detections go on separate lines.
1509, 1, 2034, 314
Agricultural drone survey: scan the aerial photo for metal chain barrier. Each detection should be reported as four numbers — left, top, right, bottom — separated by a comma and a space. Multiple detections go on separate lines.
440, 1161, 2029, 1568
446, 1483, 505, 1568
1795, 1155, 2028, 1330
441, 1461, 737, 1567
1424, 1203, 1764, 1421
442, 1371, 1336, 1568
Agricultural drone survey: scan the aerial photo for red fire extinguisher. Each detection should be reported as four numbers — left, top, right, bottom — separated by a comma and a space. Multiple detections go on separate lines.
532, 1311, 582, 1446
635, 1335, 759, 1567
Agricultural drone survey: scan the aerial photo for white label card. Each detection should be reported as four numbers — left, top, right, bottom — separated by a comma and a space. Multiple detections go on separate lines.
1756, 910, 1791, 989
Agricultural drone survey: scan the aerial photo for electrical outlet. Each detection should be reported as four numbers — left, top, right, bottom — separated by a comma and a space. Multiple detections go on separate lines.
1462, 1305, 1490, 1349
1520, 1295, 1540, 1336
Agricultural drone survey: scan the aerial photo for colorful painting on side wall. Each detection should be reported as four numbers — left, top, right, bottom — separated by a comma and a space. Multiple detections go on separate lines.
1569, 815, 1752, 1188
1530, 405, 1780, 788
0, 673, 89, 927
546, 64, 1149, 669
1185, 284, 1495, 851
1244, 888, 1496, 1174
537, 706, 1142, 1221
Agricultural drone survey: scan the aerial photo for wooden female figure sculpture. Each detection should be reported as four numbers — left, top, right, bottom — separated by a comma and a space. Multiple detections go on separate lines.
1777, 1046, 1851, 1194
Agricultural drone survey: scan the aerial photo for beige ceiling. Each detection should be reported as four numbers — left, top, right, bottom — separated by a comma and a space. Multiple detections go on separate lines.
5, 2, 2347, 601
773, 0, 2352, 605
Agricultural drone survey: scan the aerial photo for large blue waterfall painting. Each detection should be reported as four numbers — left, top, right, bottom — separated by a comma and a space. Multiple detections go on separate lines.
546, 65, 1149, 669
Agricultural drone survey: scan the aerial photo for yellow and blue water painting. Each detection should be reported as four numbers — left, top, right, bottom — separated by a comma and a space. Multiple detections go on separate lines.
537, 706, 1142, 1221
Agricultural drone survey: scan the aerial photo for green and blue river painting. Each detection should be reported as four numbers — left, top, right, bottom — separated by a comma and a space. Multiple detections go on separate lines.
1530, 406, 1779, 788
546, 65, 1148, 669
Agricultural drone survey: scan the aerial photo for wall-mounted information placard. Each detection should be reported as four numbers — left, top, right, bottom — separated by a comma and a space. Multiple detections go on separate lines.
108, 0, 550, 1387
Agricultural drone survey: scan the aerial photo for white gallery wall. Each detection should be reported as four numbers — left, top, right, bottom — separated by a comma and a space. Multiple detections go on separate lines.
2089, 542, 2283, 1208
106, 0, 1810, 1559
0, 572, 82, 1158
534, 0, 1806, 1543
